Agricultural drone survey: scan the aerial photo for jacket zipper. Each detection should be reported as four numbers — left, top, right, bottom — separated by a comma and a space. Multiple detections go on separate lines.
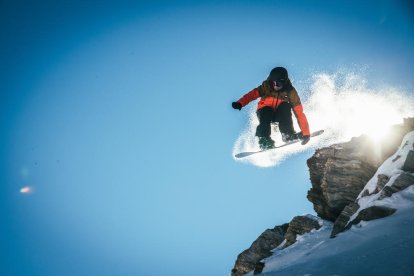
274, 91, 280, 111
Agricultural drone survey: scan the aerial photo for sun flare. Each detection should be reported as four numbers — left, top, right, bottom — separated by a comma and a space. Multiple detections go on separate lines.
342, 101, 395, 142
306, 73, 414, 144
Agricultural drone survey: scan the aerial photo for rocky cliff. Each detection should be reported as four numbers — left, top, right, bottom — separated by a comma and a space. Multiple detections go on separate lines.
231, 216, 320, 276
231, 118, 414, 275
307, 117, 414, 222
306, 118, 414, 237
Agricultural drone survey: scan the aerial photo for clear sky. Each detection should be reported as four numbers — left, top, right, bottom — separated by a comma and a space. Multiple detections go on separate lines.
1, 1, 413, 276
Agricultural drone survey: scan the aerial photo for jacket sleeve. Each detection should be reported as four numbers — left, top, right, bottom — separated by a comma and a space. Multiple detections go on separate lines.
289, 88, 310, 136
237, 88, 260, 107
293, 105, 310, 136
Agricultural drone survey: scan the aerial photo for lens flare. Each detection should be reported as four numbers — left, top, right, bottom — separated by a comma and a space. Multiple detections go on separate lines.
20, 186, 33, 194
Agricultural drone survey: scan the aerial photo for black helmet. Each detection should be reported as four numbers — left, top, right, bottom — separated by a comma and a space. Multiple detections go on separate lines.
267, 67, 288, 82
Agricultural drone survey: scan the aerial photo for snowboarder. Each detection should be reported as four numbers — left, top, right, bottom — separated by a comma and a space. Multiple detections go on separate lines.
232, 67, 311, 150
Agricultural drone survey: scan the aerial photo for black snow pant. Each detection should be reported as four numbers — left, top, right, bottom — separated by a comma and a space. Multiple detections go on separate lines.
256, 102, 295, 138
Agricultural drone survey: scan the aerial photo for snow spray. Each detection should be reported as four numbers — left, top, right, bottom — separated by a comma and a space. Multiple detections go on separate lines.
233, 71, 414, 167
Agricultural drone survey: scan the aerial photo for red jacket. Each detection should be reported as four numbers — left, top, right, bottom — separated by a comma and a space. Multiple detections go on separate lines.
237, 80, 310, 136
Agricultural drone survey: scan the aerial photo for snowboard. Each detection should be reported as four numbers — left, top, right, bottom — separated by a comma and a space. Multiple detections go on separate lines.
235, 130, 324, 159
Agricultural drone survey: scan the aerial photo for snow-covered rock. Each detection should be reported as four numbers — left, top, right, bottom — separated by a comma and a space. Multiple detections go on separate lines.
251, 187, 414, 275
283, 215, 321, 248
332, 131, 414, 237
306, 118, 414, 222
232, 118, 414, 276
231, 224, 288, 276
231, 215, 321, 276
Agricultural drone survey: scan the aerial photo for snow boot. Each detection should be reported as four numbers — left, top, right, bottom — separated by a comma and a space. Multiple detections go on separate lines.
259, 136, 275, 150
282, 132, 303, 143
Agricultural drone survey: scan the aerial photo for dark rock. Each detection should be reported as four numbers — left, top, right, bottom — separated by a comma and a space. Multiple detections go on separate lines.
331, 202, 360, 237
376, 174, 391, 193
284, 216, 321, 248
358, 174, 390, 199
360, 189, 370, 197
307, 143, 378, 222
379, 172, 414, 200
333, 205, 396, 238
402, 150, 414, 172
253, 262, 265, 275
392, 155, 401, 162
231, 224, 288, 276
350, 206, 397, 225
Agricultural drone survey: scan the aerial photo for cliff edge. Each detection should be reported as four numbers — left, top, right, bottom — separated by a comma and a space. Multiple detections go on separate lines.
232, 118, 414, 276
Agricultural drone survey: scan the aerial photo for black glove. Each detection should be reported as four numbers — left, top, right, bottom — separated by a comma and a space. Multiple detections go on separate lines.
301, 135, 310, 145
232, 102, 242, 110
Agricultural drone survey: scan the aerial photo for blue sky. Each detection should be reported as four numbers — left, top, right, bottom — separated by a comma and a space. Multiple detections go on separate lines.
1, 1, 413, 276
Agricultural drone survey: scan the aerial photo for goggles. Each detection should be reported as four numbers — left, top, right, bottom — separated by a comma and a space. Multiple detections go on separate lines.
272, 79, 286, 88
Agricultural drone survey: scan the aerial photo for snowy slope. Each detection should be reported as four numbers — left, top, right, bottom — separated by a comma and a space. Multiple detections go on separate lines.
248, 131, 414, 276
355, 131, 414, 209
